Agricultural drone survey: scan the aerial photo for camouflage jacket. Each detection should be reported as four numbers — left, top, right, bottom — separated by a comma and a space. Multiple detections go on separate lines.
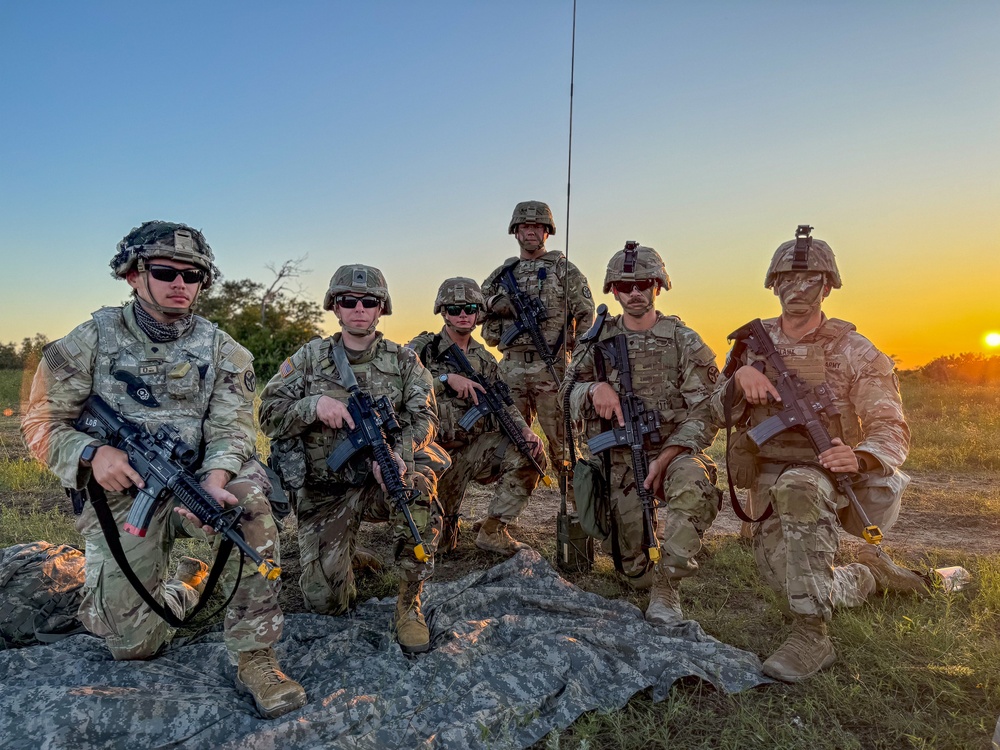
481, 251, 595, 353
407, 327, 529, 446
710, 315, 909, 474
258, 332, 437, 486
562, 311, 719, 459
21, 301, 258, 489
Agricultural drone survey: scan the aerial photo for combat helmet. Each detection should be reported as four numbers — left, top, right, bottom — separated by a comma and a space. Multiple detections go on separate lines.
433, 277, 486, 323
323, 264, 392, 314
765, 225, 842, 289
110, 221, 219, 289
508, 201, 556, 235
603, 241, 672, 294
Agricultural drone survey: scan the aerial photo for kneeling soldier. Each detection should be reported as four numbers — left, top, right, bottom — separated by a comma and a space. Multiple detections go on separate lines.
562, 242, 722, 624
408, 278, 546, 555
22, 221, 306, 719
260, 265, 443, 654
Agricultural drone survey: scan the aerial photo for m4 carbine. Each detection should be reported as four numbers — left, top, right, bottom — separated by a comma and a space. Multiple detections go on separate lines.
729, 318, 883, 545
74, 394, 281, 580
326, 385, 430, 562
495, 261, 561, 383
438, 342, 551, 485
586, 332, 662, 563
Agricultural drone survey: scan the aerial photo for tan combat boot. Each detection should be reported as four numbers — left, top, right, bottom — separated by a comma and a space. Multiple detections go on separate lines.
858, 545, 931, 595
645, 575, 684, 627
475, 517, 529, 555
236, 648, 308, 719
175, 557, 209, 596
762, 616, 837, 683
351, 545, 384, 573
395, 580, 431, 654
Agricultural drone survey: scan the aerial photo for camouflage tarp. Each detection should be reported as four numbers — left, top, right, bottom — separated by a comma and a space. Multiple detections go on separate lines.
0, 549, 769, 749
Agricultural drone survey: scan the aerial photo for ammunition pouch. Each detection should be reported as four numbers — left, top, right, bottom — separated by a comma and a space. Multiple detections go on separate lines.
572, 457, 610, 540
838, 469, 908, 538
267, 437, 307, 491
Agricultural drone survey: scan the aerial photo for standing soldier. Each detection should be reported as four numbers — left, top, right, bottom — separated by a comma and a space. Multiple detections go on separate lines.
21, 221, 306, 719
562, 243, 721, 624
481, 201, 595, 493
712, 226, 924, 683
259, 265, 443, 655
408, 278, 547, 555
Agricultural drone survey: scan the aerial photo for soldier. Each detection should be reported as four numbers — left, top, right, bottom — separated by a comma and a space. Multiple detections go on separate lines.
259, 265, 443, 655
481, 201, 595, 493
711, 227, 924, 683
407, 278, 546, 555
21, 221, 306, 719
562, 243, 721, 624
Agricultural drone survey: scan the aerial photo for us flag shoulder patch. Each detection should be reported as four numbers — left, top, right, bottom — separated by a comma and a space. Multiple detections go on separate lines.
279, 358, 295, 378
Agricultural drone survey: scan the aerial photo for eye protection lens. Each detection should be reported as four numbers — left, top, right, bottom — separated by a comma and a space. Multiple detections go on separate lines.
612, 279, 655, 294
336, 295, 381, 309
445, 304, 480, 316
148, 265, 206, 284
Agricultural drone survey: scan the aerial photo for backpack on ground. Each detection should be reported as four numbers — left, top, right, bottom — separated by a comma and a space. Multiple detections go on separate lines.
0, 541, 87, 649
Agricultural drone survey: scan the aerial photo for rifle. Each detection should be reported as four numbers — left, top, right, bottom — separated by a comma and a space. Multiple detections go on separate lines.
586, 332, 662, 563
437, 342, 552, 485
74, 394, 281, 580
325, 345, 429, 562
494, 261, 561, 383
729, 318, 883, 545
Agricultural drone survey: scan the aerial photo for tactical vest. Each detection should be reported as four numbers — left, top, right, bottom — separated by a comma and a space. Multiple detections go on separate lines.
91, 306, 227, 450
298, 336, 411, 486
416, 332, 495, 445
491, 253, 569, 351
585, 315, 685, 453
742, 318, 862, 463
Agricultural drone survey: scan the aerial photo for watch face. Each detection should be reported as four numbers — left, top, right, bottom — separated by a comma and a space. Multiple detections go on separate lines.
82, 444, 98, 462
440, 374, 449, 383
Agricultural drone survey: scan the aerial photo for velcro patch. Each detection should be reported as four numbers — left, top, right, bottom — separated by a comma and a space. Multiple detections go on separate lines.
279, 358, 295, 378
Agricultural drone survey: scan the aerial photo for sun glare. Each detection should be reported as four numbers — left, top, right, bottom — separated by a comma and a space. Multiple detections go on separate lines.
986, 332, 1000, 348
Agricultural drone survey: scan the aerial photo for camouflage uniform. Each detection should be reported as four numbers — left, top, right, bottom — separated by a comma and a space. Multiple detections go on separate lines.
711, 314, 910, 621
22, 301, 283, 660
259, 332, 442, 615
481, 251, 594, 478
564, 311, 721, 585
408, 327, 539, 527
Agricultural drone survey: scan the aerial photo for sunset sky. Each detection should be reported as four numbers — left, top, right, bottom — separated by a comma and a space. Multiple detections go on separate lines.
2, 2, 997, 370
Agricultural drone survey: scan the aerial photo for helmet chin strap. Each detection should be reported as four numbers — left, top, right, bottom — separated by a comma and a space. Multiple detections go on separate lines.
444, 319, 476, 336
517, 237, 546, 255
338, 318, 379, 337
137, 273, 198, 318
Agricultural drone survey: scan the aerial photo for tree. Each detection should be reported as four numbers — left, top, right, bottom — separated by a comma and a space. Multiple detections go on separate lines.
196, 259, 324, 381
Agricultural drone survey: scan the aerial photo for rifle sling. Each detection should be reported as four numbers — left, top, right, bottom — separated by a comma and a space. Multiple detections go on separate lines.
330, 340, 360, 391
722, 371, 774, 525
593, 341, 627, 575
86, 479, 240, 629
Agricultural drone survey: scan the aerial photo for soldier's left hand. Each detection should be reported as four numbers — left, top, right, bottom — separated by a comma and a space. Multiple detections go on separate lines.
818, 438, 859, 474
372, 451, 407, 493
174, 470, 238, 533
644, 446, 686, 491
521, 427, 545, 460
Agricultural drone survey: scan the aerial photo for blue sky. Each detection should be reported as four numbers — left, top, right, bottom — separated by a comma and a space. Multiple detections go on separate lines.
2, 1, 998, 368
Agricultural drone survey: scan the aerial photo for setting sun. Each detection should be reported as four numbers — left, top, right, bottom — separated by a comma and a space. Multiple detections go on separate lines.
986, 333, 1000, 348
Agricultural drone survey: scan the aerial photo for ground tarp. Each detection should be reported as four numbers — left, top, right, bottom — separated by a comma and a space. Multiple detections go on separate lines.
0, 549, 770, 749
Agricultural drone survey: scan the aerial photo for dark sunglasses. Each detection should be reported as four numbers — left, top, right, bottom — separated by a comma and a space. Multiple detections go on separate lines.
444, 304, 480, 316
148, 265, 206, 284
612, 279, 656, 294
336, 295, 382, 309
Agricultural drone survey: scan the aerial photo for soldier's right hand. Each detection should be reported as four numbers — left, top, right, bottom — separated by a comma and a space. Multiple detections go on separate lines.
590, 382, 625, 426
445, 374, 487, 405
733, 365, 781, 405
316, 395, 356, 430
91, 446, 145, 493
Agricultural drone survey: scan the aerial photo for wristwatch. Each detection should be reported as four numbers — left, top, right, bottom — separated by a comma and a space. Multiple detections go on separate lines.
80, 443, 100, 466
439, 374, 449, 384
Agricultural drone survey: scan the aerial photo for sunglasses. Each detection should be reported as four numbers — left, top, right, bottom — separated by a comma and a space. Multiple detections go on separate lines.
612, 279, 656, 294
336, 295, 382, 309
444, 304, 480, 316
147, 265, 206, 284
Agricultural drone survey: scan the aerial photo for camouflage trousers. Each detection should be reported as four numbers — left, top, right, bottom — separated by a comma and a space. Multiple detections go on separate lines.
296, 465, 442, 616
605, 452, 721, 587
75, 460, 283, 661
753, 464, 872, 621
499, 349, 576, 483
438, 433, 540, 524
